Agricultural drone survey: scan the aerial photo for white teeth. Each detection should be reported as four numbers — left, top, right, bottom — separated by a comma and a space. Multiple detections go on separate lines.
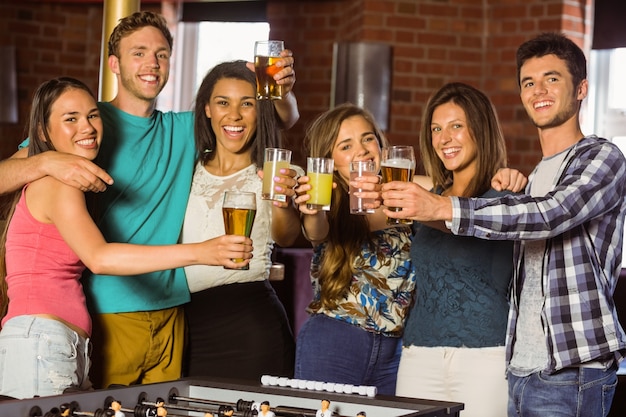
224, 126, 244, 132
141, 75, 157, 82
76, 139, 95, 146
534, 101, 552, 109
443, 148, 459, 155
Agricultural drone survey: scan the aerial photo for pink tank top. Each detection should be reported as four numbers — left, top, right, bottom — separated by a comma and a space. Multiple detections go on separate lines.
2, 186, 91, 335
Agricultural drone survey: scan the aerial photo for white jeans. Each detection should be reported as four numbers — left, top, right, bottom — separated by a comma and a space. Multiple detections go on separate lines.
396, 345, 507, 417
0, 315, 92, 399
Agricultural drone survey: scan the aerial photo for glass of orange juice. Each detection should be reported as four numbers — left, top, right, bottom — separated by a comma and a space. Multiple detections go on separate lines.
306, 157, 334, 211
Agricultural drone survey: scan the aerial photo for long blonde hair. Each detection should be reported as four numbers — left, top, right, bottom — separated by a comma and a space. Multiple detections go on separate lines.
305, 103, 389, 310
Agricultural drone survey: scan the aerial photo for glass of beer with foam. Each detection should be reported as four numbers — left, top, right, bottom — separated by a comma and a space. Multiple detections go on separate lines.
222, 191, 257, 270
381, 145, 415, 225
254, 40, 284, 100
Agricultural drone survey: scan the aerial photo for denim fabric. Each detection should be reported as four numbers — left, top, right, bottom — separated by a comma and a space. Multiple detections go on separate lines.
507, 365, 617, 417
0, 316, 92, 399
294, 314, 401, 395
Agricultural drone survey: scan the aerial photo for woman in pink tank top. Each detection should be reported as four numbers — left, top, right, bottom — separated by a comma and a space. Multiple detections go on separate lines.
0, 77, 254, 399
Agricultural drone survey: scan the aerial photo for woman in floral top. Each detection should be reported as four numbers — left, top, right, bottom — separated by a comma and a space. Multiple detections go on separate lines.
293, 103, 416, 395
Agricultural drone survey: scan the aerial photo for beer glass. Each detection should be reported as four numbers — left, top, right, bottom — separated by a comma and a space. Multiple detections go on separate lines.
380, 145, 415, 225
222, 191, 257, 270
306, 157, 334, 211
349, 160, 377, 214
254, 40, 284, 100
262, 148, 292, 202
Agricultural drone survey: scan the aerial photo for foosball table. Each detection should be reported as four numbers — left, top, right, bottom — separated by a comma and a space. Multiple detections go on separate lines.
0, 377, 464, 417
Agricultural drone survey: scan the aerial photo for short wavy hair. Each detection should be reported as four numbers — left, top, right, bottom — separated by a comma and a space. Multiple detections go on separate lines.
108, 11, 173, 58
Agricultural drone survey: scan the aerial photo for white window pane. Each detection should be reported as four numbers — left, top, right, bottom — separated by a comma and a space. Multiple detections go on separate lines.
608, 48, 626, 110
195, 22, 270, 93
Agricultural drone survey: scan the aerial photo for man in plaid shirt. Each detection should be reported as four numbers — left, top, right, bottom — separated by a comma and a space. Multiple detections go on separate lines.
381, 32, 626, 417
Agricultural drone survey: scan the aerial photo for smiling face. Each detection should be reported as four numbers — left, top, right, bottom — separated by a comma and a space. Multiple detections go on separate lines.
430, 101, 477, 178
110, 26, 171, 103
45, 88, 102, 160
204, 77, 257, 156
330, 115, 381, 182
519, 54, 586, 130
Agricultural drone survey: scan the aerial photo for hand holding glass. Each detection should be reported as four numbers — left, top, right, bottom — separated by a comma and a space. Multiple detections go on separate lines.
254, 40, 284, 100
381, 146, 415, 225
262, 148, 292, 202
349, 160, 377, 214
306, 157, 334, 211
222, 191, 257, 270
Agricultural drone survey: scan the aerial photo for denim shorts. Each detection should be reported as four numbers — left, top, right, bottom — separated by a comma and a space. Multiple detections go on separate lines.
507, 363, 618, 417
0, 315, 92, 399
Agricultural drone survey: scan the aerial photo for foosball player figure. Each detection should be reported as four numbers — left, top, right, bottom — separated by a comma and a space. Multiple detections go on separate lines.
110, 400, 126, 417
59, 402, 81, 417
218, 405, 235, 417
356, 412, 366, 417
258, 400, 276, 417
155, 399, 167, 417
316, 399, 331, 417
59, 403, 71, 417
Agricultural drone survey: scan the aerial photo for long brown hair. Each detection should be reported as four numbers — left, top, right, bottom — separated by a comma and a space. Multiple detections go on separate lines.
0, 193, 19, 320
419, 82, 507, 197
305, 103, 389, 310
0, 77, 95, 320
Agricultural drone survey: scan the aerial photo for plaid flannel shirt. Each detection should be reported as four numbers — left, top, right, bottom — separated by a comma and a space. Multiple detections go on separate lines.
449, 135, 626, 372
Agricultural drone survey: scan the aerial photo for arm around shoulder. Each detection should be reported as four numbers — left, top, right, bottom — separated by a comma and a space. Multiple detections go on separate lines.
0, 149, 113, 195
0, 147, 38, 195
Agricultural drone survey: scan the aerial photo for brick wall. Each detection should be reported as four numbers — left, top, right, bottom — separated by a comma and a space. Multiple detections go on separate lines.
0, 3, 102, 159
0, 0, 592, 177
270, 0, 593, 174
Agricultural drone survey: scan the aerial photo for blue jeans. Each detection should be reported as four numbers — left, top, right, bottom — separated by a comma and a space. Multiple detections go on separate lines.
0, 316, 92, 399
294, 314, 401, 395
507, 365, 617, 417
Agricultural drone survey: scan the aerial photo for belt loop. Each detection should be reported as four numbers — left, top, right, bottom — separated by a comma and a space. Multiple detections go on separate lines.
22, 316, 37, 337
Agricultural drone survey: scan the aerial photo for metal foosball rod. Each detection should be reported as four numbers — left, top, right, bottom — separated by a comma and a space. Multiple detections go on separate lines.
34, 401, 112, 417
165, 395, 346, 417
142, 399, 250, 417
33, 400, 186, 417
107, 398, 186, 417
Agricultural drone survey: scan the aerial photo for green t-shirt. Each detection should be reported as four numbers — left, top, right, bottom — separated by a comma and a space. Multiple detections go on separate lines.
83, 102, 196, 313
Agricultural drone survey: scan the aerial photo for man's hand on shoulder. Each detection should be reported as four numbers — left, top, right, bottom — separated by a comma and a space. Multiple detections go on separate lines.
41, 151, 114, 192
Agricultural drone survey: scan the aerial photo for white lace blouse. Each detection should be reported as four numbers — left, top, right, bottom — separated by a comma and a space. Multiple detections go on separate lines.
182, 163, 273, 293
